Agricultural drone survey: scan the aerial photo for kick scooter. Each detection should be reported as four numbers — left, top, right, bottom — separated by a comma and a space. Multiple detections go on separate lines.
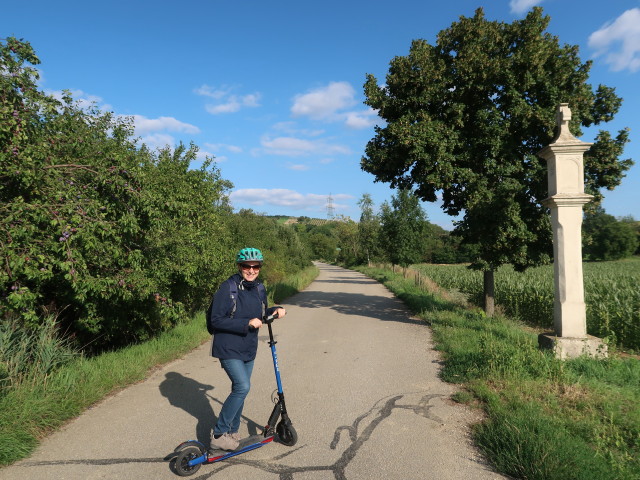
172, 312, 297, 476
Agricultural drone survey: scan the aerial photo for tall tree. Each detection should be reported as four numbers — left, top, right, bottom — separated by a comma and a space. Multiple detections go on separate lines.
379, 189, 428, 269
333, 215, 360, 265
361, 8, 633, 314
357, 193, 380, 265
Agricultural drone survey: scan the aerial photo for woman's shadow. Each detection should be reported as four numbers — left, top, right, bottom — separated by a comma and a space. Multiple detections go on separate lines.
159, 372, 217, 444
159, 372, 263, 446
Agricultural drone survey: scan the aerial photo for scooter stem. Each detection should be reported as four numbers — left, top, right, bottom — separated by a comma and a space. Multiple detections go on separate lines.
267, 322, 284, 394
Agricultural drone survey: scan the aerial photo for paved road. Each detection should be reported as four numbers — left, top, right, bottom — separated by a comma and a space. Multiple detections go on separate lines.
0, 263, 505, 480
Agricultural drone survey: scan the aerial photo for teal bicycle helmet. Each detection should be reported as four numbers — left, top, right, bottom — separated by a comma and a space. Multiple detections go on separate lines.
236, 247, 264, 263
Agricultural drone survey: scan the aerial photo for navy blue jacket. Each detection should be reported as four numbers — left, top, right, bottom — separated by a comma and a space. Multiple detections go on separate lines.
210, 274, 277, 361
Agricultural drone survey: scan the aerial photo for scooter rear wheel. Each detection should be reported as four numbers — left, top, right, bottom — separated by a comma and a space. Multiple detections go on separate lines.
276, 420, 298, 446
174, 446, 203, 476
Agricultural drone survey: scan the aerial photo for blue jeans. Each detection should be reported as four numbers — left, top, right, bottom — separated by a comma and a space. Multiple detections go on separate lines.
214, 358, 254, 436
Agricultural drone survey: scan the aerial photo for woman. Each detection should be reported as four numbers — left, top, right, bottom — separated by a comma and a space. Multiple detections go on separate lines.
208, 247, 286, 451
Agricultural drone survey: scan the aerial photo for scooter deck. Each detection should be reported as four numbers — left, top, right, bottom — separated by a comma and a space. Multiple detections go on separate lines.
207, 435, 275, 463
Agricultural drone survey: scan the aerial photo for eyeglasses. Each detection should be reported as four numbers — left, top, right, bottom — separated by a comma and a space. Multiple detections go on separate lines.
240, 263, 262, 271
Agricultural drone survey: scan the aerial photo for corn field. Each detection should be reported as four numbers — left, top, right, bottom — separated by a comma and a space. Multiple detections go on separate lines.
411, 257, 640, 351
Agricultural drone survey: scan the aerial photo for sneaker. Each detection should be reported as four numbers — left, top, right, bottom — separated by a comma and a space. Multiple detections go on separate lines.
229, 432, 241, 442
210, 432, 239, 451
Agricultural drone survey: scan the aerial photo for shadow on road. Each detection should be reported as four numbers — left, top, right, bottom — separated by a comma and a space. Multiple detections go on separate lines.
159, 372, 265, 445
288, 290, 423, 326
159, 372, 217, 444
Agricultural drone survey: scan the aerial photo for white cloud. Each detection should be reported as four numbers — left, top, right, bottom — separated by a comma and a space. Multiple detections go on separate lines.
588, 8, 640, 72
509, 0, 543, 14
260, 135, 351, 157
291, 81, 356, 120
193, 84, 231, 99
344, 108, 379, 129
204, 142, 243, 153
230, 188, 352, 211
46, 89, 113, 112
206, 102, 241, 114
195, 149, 227, 162
204, 93, 262, 114
132, 115, 200, 135
272, 121, 325, 137
241, 93, 261, 107
196, 84, 262, 114
291, 82, 378, 129
287, 163, 311, 171
139, 133, 176, 150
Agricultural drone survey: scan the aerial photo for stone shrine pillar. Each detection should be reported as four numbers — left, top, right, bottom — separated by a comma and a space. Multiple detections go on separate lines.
537, 103, 607, 359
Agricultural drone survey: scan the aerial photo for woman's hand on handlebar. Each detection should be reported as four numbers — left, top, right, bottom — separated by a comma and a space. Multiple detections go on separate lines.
263, 307, 286, 323
248, 317, 263, 329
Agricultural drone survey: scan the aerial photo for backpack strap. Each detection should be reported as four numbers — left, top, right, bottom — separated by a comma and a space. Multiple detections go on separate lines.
231, 280, 267, 318
257, 283, 267, 317
229, 281, 238, 318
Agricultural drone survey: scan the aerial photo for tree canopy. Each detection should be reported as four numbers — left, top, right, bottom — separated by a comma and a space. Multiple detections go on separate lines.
583, 209, 638, 261
361, 7, 633, 273
379, 189, 428, 268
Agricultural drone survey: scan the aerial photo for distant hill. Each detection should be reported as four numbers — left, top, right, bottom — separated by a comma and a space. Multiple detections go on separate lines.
268, 215, 337, 226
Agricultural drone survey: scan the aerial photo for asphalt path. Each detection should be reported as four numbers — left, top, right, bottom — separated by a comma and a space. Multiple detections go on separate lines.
0, 262, 505, 480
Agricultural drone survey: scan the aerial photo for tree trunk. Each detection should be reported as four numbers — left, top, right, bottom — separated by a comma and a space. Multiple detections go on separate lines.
483, 270, 495, 317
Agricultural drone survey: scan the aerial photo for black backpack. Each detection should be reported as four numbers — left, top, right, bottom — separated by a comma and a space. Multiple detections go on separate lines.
206, 281, 266, 334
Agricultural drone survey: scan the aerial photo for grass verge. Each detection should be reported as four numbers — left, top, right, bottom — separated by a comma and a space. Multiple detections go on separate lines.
0, 264, 319, 466
355, 265, 640, 480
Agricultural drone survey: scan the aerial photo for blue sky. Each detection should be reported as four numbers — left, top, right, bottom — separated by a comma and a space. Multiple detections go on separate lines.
2, 0, 639, 229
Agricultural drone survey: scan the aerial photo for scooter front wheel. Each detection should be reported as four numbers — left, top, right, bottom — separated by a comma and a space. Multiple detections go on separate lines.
174, 446, 203, 476
276, 420, 298, 446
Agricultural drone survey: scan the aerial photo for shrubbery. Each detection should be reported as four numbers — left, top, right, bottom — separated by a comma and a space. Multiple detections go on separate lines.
1, 37, 311, 353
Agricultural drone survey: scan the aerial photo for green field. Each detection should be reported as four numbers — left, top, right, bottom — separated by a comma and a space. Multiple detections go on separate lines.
413, 257, 640, 351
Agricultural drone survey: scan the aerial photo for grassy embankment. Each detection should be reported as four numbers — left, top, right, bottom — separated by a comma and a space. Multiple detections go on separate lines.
354, 263, 639, 480
0, 264, 319, 466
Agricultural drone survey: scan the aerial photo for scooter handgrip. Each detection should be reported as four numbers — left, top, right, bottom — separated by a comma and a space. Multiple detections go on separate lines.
263, 312, 279, 324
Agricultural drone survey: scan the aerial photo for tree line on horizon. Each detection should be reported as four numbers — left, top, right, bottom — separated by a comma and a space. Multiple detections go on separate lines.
290, 194, 638, 268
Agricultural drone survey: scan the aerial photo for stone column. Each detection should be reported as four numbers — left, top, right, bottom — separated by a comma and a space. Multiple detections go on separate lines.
537, 104, 607, 359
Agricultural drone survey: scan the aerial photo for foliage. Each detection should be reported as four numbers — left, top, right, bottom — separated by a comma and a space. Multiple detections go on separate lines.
379, 189, 429, 268
225, 209, 312, 286
139, 143, 233, 316
332, 215, 360, 266
1, 37, 233, 350
357, 193, 382, 265
583, 209, 638, 261
268, 264, 319, 304
619, 216, 640, 255
0, 315, 78, 391
361, 7, 633, 274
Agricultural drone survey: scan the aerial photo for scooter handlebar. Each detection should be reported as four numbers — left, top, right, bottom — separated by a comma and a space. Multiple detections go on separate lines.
263, 312, 280, 324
